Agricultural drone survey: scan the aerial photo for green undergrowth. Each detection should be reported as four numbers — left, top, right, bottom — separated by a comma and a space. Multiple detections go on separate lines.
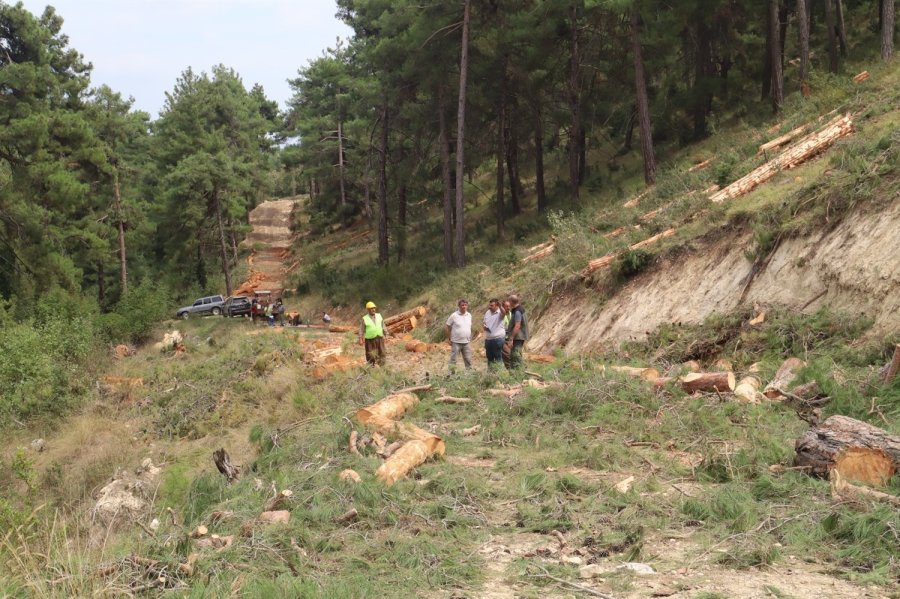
5, 307, 898, 596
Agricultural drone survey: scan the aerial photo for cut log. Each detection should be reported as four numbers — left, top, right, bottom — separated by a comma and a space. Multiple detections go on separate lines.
688, 158, 713, 173
335, 508, 359, 524
852, 70, 870, 83
386, 316, 418, 335
213, 449, 239, 482
435, 396, 472, 404
258, 510, 290, 524
882, 344, 900, 384
830, 469, 900, 506
711, 113, 853, 203
795, 415, 900, 482
361, 414, 445, 456
733, 376, 763, 403
380, 440, 405, 458
681, 360, 701, 373
356, 392, 420, 424
376, 440, 432, 485
339, 469, 361, 483
679, 371, 736, 394
757, 124, 809, 155
349, 431, 360, 455
384, 306, 427, 327
713, 359, 733, 371
622, 189, 651, 208
329, 325, 353, 333
522, 238, 557, 263
581, 228, 676, 279
405, 340, 428, 353
764, 357, 806, 399
604, 365, 661, 381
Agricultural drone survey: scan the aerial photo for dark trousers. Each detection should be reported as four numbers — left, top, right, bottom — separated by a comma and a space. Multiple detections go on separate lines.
509, 339, 525, 369
485, 337, 505, 366
364, 336, 386, 366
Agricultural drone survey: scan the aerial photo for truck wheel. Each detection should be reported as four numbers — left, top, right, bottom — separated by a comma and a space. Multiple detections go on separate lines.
212, 307, 222, 316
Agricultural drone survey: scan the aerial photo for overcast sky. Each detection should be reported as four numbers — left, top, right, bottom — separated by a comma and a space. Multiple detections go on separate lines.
17, 0, 352, 117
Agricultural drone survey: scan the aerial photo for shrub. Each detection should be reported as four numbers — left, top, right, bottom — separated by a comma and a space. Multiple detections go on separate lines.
102, 280, 173, 344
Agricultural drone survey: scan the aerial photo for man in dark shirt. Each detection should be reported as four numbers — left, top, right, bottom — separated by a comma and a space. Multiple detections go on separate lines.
503, 294, 528, 369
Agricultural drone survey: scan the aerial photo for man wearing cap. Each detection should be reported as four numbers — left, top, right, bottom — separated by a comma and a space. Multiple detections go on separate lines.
445, 299, 473, 372
358, 301, 387, 366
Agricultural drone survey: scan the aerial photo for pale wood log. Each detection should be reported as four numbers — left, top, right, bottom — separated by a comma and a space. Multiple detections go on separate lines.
522, 243, 556, 264
385, 315, 417, 335
329, 325, 353, 333
830, 469, 900, 505
349, 431, 360, 455
622, 188, 651, 208
681, 360, 701, 373
757, 124, 809, 155
356, 392, 420, 424
711, 114, 853, 203
581, 228, 676, 278
604, 365, 661, 380
362, 414, 445, 456
679, 371, 736, 394
391, 383, 433, 395
795, 415, 900, 479
764, 357, 806, 399
688, 158, 712, 172
376, 440, 431, 485
384, 306, 427, 327
733, 376, 762, 403
213, 449, 239, 482
852, 70, 870, 83
435, 396, 472, 404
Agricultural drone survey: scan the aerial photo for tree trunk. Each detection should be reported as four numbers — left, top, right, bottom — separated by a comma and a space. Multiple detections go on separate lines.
112, 169, 127, 294
762, 5, 773, 100
577, 125, 586, 186
779, 4, 789, 69
568, 2, 582, 202
623, 104, 636, 151
495, 83, 506, 239
454, 0, 470, 268
378, 103, 389, 266
770, 0, 785, 113
438, 88, 454, 265
506, 124, 522, 215
692, 23, 712, 140
227, 217, 239, 266
213, 192, 233, 297
835, 0, 847, 56
795, 415, 900, 478
534, 107, 547, 212
797, 0, 810, 87
97, 261, 106, 306
337, 117, 347, 208
825, 0, 839, 72
883, 0, 895, 60
397, 184, 407, 263
631, 9, 657, 185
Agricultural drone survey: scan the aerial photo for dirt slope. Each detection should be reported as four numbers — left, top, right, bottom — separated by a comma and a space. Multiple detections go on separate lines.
531, 198, 900, 353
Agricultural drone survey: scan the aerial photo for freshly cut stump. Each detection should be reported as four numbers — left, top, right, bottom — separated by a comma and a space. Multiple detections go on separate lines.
795, 415, 900, 482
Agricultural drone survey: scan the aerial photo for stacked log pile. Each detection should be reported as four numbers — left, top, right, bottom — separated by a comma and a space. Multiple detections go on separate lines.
384, 306, 427, 335
710, 113, 853, 203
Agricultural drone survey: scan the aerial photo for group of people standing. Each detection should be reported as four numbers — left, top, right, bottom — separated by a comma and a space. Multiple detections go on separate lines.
357, 296, 529, 371
251, 297, 285, 326
445, 295, 527, 371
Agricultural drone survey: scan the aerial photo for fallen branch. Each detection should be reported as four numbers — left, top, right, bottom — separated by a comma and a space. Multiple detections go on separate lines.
349, 431, 360, 455
830, 469, 900, 506
392, 384, 433, 395
764, 357, 805, 399
757, 124, 809, 155
335, 508, 359, 524
456, 425, 481, 437
435, 396, 472, 404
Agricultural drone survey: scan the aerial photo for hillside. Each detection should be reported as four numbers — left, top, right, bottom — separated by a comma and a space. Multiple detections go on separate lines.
2, 53, 900, 599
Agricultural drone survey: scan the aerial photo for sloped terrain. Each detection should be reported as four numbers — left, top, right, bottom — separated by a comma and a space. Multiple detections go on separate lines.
236, 198, 301, 296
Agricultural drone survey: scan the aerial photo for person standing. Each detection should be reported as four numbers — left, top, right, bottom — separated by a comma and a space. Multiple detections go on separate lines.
483, 299, 506, 368
501, 298, 513, 368
265, 301, 274, 327
445, 299, 473, 371
358, 301, 387, 366
504, 294, 528, 369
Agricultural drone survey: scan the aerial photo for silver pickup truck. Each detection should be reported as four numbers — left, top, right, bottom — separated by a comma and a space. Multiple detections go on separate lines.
175, 295, 225, 319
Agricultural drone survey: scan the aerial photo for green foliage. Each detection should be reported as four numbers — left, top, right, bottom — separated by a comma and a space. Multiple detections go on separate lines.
100, 280, 172, 343
612, 249, 652, 281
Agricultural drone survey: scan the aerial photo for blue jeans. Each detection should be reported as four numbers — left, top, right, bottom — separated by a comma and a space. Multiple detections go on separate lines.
485, 337, 504, 366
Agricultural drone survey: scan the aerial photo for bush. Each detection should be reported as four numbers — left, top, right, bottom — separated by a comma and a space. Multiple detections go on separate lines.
101, 280, 172, 343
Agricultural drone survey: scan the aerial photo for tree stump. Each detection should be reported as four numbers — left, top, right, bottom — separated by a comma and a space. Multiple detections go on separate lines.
795, 415, 900, 484
213, 449, 239, 482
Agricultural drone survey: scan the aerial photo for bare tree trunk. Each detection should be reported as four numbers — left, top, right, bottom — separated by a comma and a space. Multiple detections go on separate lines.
762, 5, 773, 100
825, 0, 839, 72
454, 0, 470, 268
835, 0, 848, 56
506, 124, 522, 215
378, 102, 389, 265
770, 0, 785, 113
534, 106, 547, 212
229, 225, 239, 266
797, 0, 810, 87
631, 9, 657, 185
112, 170, 127, 294
213, 192, 233, 296
363, 148, 373, 219
438, 87, 454, 265
397, 184, 407, 263
568, 2, 581, 202
883, 0, 895, 60
623, 104, 636, 151
779, 4, 790, 69
692, 23, 712, 140
495, 80, 506, 239
337, 117, 347, 208
97, 261, 106, 306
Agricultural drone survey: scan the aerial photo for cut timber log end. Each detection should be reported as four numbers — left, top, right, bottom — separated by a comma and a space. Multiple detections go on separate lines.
213, 449, 239, 482
733, 376, 763, 403
764, 357, 806, 399
386, 315, 417, 335
830, 469, 900, 506
679, 371, 736, 394
852, 71, 870, 83
384, 306, 427, 327
795, 415, 900, 481
711, 113, 853, 203
355, 392, 420, 424
376, 440, 432, 485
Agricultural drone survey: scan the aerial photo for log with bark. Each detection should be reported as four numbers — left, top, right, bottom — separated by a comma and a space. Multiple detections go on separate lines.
602, 365, 661, 381
329, 325, 353, 333
733, 375, 763, 403
882, 344, 900, 384
384, 306, 427, 327
763, 357, 806, 399
356, 392, 419, 423
385, 315, 418, 335
213, 449, 239, 482
795, 415, 900, 484
581, 228, 676, 279
653, 371, 736, 394
757, 124, 809, 155
710, 113, 853, 203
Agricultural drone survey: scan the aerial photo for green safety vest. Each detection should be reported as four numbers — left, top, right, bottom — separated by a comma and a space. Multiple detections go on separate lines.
363, 313, 384, 339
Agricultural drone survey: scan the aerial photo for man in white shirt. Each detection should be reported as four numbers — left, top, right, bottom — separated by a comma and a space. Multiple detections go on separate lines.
444, 299, 473, 371
482, 298, 506, 368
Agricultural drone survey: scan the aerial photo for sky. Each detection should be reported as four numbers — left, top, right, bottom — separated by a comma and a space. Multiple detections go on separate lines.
17, 0, 353, 117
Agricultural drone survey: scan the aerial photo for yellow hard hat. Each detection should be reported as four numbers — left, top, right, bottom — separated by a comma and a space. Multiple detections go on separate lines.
365, 301, 376, 309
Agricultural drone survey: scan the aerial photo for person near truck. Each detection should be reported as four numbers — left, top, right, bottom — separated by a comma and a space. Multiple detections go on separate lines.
504, 294, 528, 369
445, 299, 473, 372
358, 301, 386, 366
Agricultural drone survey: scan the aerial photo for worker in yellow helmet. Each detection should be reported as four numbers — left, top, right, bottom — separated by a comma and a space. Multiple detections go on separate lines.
358, 301, 386, 366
